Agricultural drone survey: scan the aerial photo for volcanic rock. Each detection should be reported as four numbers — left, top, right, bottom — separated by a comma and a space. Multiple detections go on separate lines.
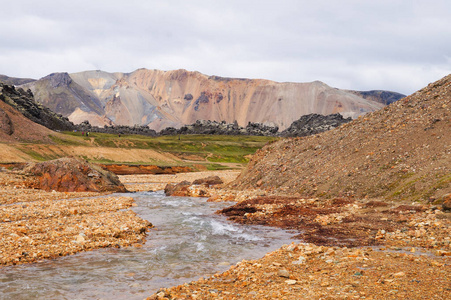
164, 180, 191, 196
192, 175, 224, 186
24, 157, 127, 192
280, 113, 352, 137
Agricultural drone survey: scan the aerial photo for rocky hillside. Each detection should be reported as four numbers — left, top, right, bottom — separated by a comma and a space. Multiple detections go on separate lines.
0, 88, 58, 144
21, 69, 389, 131
0, 82, 75, 131
231, 74, 451, 202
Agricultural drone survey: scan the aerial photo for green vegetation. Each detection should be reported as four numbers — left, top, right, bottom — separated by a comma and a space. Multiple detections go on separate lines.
48, 134, 87, 146
63, 132, 277, 164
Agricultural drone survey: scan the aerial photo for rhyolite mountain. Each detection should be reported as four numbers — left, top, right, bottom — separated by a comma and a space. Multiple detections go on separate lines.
18, 69, 399, 131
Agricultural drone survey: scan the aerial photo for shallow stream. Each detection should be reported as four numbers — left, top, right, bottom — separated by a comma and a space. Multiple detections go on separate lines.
0, 191, 297, 299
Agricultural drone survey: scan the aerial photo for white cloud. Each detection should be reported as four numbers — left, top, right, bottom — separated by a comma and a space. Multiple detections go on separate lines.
0, 0, 450, 95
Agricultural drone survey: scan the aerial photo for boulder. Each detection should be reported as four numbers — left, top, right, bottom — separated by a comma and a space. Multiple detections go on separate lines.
164, 181, 191, 196
192, 175, 224, 186
24, 157, 127, 192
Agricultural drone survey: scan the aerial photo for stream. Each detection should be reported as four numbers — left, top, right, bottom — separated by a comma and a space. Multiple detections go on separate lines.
0, 191, 298, 300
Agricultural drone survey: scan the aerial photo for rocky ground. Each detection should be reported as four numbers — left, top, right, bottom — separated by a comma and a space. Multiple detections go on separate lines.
0, 170, 152, 266
0, 167, 449, 299
148, 181, 451, 299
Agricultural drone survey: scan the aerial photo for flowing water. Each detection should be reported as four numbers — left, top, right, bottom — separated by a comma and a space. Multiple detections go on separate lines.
0, 191, 297, 300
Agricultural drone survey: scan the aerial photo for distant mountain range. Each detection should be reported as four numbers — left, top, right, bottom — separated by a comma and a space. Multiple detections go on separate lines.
2, 69, 405, 131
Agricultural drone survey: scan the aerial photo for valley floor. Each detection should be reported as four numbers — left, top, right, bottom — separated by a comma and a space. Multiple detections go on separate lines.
0, 169, 449, 299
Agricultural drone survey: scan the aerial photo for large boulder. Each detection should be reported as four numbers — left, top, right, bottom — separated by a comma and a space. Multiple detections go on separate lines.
164, 181, 192, 196
24, 157, 127, 192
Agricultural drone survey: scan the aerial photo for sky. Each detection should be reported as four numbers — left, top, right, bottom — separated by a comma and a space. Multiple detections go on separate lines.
0, 0, 450, 95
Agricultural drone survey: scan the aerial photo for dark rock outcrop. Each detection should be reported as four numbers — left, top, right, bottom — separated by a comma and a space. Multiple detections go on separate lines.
24, 157, 127, 192
77, 121, 158, 136
160, 120, 279, 136
280, 113, 352, 137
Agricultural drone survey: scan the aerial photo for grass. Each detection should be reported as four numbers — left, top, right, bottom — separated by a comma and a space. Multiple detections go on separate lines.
61, 132, 277, 164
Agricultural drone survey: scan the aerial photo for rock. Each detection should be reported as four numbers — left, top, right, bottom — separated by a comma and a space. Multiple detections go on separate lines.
285, 279, 297, 285
24, 157, 127, 192
192, 176, 224, 186
164, 181, 191, 196
292, 256, 306, 265
277, 268, 290, 278
392, 271, 405, 277
280, 113, 352, 137
75, 234, 85, 244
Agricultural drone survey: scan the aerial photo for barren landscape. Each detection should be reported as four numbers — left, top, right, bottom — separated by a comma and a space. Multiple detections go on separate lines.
0, 74, 450, 299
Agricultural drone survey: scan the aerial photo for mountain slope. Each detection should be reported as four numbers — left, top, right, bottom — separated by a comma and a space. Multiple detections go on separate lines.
0, 93, 56, 144
231, 74, 451, 202
22, 69, 387, 131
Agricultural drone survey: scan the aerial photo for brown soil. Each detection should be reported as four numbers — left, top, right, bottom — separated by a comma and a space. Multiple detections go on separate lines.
0, 100, 56, 143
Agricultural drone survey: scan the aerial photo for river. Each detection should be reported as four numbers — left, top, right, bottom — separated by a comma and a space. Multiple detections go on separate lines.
0, 191, 297, 299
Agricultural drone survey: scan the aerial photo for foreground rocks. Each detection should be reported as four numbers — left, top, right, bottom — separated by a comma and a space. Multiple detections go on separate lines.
148, 193, 450, 299
24, 157, 127, 192
149, 241, 450, 299
164, 176, 225, 197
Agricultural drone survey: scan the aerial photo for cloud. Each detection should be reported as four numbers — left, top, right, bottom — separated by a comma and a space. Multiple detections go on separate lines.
0, 0, 450, 94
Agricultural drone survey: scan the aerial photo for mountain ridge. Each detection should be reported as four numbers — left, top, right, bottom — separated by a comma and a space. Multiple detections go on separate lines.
19, 69, 397, 131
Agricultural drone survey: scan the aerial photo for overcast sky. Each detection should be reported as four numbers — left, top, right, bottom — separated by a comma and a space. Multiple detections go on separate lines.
1, 0, 450, 95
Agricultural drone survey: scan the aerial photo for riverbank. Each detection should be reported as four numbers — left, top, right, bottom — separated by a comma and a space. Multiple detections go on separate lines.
0, 171, 152, 266
1, 169, 449, 299
143, 172, 451, 299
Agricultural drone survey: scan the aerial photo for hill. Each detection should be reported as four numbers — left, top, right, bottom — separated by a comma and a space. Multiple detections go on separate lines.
21, 69, 389, 131
0, 74, 35, 86
0, 90, 56, 144
0, 82, 75, 131
231, 74, 451, 202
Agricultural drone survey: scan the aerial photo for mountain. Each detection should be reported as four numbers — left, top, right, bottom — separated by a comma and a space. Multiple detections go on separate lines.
230, 74, 451, 202
21, 69, 389, 131
0, 74, 36, 86
346, 90, 405, 105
